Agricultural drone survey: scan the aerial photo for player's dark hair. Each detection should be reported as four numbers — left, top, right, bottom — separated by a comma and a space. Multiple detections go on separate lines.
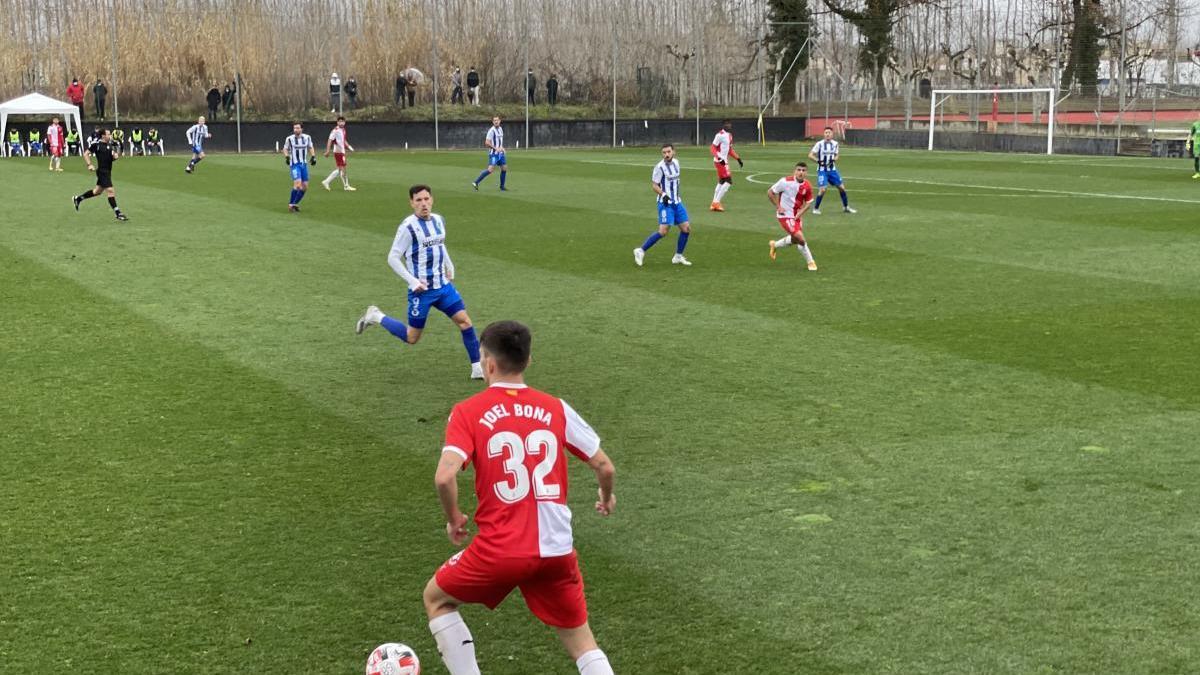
662, 143, 674, 150
795, 161, 807, 168
823, 126, 833, 132
480, 321, 532, 374
336, 115, 346, 122
409, 184, 432, 198
722, 119, 732, 126
292, 121, 303, 128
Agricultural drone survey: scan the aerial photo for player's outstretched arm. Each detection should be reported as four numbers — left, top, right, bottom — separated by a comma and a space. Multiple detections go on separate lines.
588, 450, 616, 516
435, 451, 471, 545
767, 187, 781, 211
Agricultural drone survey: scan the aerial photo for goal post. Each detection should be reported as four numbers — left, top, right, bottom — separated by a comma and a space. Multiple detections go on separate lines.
928, 88, 1056, 154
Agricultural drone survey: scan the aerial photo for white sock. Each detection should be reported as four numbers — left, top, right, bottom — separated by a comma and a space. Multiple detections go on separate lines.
718, 183, 732, 201
712, 184, 722, 203
798, 244, 814, 263
341, 171, 349, 187
576, 649, 614, 675
324, 169, 339, 184
429, 612, 480, 675
774, 236, 791, 248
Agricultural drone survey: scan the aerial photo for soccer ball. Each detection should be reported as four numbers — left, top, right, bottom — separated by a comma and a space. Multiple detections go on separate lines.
366, 643, 421, 675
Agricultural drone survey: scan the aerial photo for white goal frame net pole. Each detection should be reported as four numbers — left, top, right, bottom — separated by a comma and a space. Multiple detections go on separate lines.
928, 88, 1056, 154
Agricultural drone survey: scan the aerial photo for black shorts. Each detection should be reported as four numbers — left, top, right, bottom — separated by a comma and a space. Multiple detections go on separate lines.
95, 171, 113, 188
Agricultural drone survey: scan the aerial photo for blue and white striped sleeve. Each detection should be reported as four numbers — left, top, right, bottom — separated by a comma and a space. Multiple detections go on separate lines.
387, 223, 423, 290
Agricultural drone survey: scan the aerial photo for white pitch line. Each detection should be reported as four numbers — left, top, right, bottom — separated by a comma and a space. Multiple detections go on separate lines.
587, 160, 1200, 204
855, 176, 1200, 204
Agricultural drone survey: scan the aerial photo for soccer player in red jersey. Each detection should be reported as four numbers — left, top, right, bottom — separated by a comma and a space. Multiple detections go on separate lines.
46, 116, 64, 172
767, 162, 818, 270
709, 119, 742, 211
422, 320, 617, 675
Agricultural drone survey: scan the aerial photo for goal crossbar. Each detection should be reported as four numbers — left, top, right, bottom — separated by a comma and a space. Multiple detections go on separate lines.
928, 88, 1056, 154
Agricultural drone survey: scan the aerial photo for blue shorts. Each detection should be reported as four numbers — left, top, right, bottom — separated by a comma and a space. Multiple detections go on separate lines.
488, 152, 507, 167
192, 145, 203, 154
656, 201, 690, 226
406, 283, 466, 329
290, 162, 309, 182
816, 169, 843, 188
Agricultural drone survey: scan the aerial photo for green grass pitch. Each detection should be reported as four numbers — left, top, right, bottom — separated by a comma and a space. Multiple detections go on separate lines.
2, 144, 1199, 673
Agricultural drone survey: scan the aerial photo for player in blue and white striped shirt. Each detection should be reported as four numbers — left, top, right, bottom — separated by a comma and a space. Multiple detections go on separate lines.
471, 116, 508, 191
282, 122, 316, 212
355, 184, 483, 379
634, 143, 692, 267
184, 116, 210, 174
807, 127, 856, 215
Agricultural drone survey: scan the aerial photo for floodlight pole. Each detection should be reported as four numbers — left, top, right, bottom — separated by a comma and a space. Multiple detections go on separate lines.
431, 0, 440, 150
232, 12, 242, 153
109, 5, 119, 128
611, 23, 617, 148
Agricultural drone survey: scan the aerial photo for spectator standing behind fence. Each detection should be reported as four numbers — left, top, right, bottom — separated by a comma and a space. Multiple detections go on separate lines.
526, 69, 536, 104
330, 72, 341, 113
395, 73, 407, 108
93, 79, 107, 120
221, 84, 233, 117
225, 80, 237, 116
406, 67, 417, 107
206, 85, 221, 119
345, 76, 358, 109
547, 74, 559, 106
466, 67, 480, 106
67, 78, 85, 120
450, 67, 464, 105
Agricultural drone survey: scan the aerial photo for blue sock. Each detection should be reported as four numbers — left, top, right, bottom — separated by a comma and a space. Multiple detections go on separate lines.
815, 193, 824, 209
380, 316, 409, 342
500, 170, 507, 188
461, 327, 480, 363
474, 170, 490, 184
289, 189, 297, 204
676, 231, 689, 255
642, 231, 663, 250
295, 188, 305, 204
840, 190, 848, 207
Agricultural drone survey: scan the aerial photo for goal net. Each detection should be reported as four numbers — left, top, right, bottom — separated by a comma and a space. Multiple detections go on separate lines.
928, 88, 1056, 154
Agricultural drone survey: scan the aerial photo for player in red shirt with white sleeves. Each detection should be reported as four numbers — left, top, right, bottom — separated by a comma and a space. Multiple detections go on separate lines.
46, 117, 64, 173
709, 119, 742, 212
321, 115, 356, 191
767, 162, 818, 271
422, 320, 618, 675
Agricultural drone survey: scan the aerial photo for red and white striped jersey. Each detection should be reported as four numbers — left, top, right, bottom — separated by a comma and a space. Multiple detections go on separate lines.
443, 383, 601, 559
46, 123, 63, 147
711, 129, 733, 162
328, 127, 348, 154
770, 176, 814, 217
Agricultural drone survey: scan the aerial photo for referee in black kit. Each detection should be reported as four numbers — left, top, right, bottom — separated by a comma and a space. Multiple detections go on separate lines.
73, 128, 128, 221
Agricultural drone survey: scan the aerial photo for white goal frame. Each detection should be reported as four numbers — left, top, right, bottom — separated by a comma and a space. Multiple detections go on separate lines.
928, 88, 1056, 154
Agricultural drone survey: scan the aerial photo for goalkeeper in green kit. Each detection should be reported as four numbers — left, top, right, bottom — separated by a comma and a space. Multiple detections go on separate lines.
1190, 117, 1200, 179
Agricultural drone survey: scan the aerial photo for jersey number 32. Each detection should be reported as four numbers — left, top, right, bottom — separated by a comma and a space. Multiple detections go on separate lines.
488, 430, 561, 503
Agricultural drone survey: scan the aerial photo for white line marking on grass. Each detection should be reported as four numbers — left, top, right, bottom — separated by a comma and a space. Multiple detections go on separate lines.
587, 159, 1200, 204
855, 176, 1200, 204
745, 172, 1054, 197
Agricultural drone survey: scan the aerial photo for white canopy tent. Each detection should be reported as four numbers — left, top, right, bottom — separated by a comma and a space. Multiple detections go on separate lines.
1, 93, 83, 158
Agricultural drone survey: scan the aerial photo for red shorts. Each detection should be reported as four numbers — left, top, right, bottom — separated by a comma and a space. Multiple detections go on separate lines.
334, 152, 346, 168
435, 545, 588, 628
50, 145, 63, 158
714, 160, 732, 180
778, 216, 803, 235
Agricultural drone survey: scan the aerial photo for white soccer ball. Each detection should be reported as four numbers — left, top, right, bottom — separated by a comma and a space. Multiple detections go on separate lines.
365, 642, 421, 675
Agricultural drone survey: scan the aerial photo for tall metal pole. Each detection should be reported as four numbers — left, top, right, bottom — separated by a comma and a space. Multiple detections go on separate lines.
612, 22, 617, 148
523, 15, 529, 150
431, 0, 440, 149
110, 2, 119, 128
1118, 0, 1126, 114
694, 20, 700, 146
232, 12, 242, 153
